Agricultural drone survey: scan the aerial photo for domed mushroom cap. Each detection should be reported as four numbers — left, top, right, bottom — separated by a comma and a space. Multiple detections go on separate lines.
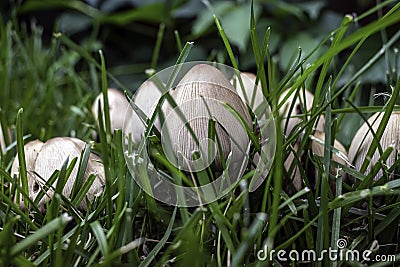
123, 80, 163, 144
349, 112, 400, 180
162, 64, 252, 172
311, 130, 348, 167
279, 88, 325, 137
11, 137, 105, 211
92, 88, 131, 133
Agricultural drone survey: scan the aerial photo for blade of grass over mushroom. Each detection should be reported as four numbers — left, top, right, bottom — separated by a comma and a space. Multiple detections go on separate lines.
71, 174, 96, 208
15, 108, 29, 210
138, 41, 193, 153
359, 79, 400, 174
97, 105, 112, 227
278, 6, 400, 111
114, 129, 127, 217
344, 99, 386, 158
70, 143, 91, 200
357, 147, 394, 191
316, 83, 332, 265
33, 170, 59, 206
47, 157, 73, 228
285, 28, 400, 147
222, 102, 260, 152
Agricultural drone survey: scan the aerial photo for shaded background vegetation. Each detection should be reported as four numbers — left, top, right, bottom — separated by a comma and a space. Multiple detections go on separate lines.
1, 0, 399, 147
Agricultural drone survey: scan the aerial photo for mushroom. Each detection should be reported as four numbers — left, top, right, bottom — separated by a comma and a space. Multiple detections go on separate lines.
161, 64, 252, 172
11, 137, 105, 211
349, 112, 400, 181
278, 88, 325, 192
279, 88, 325, 137
231, 72, 264, 111
92, 88, 131, 135
285, 130, 348, 192
123, 80, 162, 144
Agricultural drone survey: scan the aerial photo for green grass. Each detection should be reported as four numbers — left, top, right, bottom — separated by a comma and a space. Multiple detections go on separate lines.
1, 1, 400, 266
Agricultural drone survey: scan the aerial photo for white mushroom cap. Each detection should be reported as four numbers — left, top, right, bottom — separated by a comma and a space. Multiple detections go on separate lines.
284, 130, 348, 192
162, 64, 252, 172
279, 88, 325, 137
123, 80, 162, 144
231, 72, 264, 111
92, 88, 131, 134
349, 112, 400, 180
11, 137, 105, 211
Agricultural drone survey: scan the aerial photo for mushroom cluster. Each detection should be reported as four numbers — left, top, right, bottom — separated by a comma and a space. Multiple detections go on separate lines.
92, 85, 162, 144
11, 137, 105, 212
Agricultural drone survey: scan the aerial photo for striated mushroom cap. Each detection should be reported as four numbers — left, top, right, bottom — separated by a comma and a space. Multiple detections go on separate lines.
162, 64, 252, 172
11, 137, 105, 212
349, 112, 400, 180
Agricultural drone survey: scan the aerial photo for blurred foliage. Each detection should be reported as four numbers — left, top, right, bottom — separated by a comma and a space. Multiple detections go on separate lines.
0, 0, 399, 145
2, 0, 398, 88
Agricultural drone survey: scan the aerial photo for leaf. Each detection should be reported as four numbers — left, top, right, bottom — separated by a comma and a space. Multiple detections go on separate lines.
279, 32, 323, 71
222, 3, 261, 52
99, 2, 165, 25
192, 2, 233, 37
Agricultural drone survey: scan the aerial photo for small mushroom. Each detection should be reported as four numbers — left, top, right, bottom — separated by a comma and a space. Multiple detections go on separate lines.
92, 88, 131, 135
311, 130, 348, 179
123, 80, 162, 144
162, 64, 252, 172
11, 137, 105, 212
284, 130, 348, 192
279, 88, 325, 137
231, 72, 264, 110
349, 112, 400, 181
